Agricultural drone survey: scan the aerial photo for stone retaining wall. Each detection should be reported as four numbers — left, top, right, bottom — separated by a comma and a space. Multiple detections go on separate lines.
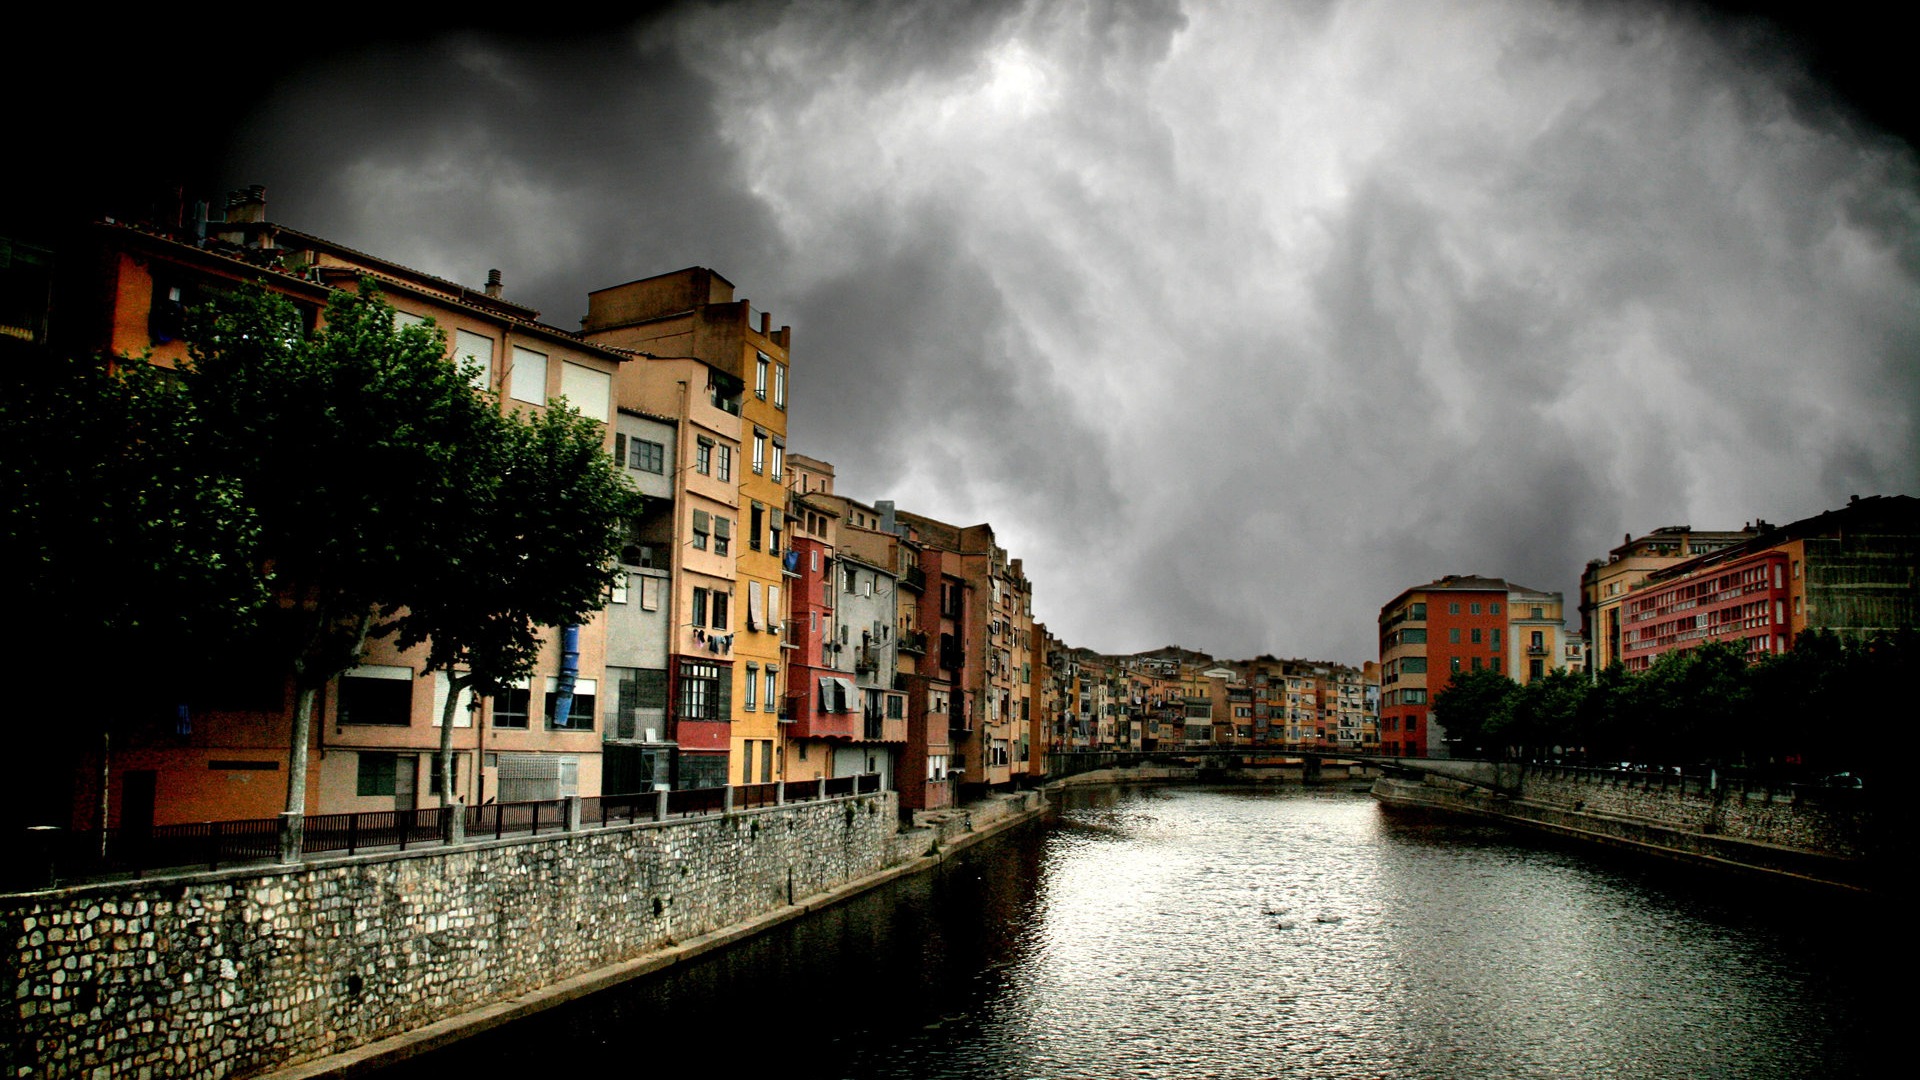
1517, 767, 1875, 857
3, 792, 903, 1079
1374, 775, 1877, 891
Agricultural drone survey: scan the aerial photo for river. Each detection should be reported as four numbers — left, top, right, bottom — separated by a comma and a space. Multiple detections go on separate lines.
372, 786, 1882, 1078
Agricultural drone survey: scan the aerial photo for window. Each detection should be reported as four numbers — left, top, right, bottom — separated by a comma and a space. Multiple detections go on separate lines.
714, 516, 731, 557
755, 353, 769, 399
1471, 656, 1482, 670
1471, 629, 1481, 644
692, 510, 710, 550
1449, 628, 1461, 643
696, 438, 713, 475
559, 362, 611, 423
641, 575, 662, 611
510, 346, 548, 406
610, 572, 629, 604
774, 364, 786, 408
1531, 630, 1544, 648
771, 443, 784, 481
1489, 603, 1501, 614
692, 588, 709, 627
630, 439, 665, 473
1448, 603, 1460, 615
717, 445, 733, 482
765, 667, 778, 712
1489, 657, 1500, 673
1530, 659, 1544, 679
1450, 657, 1461, 673
493, 679, 531, 728
545, 677, 596, 729
1410, 602, 1426, 619
677, 660, 724, 720
356, 752, 399, 797
1470, 603, 1482, 615
750, 503, 764, 551
745, 663, 759, 709
752, 431, 766, 474
454, 329, 494, 392
339, 665, 413, 726
1530, 606, 1543, 619
712, 590, 729, 629
1491, 628, 1501, 648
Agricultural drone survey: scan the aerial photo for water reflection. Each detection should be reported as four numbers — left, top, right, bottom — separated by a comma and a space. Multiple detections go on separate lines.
375, 788, 1879, 1079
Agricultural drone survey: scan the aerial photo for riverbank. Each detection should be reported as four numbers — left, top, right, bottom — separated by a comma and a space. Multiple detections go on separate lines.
254, 789, 1048, 1080
1371, 774, 1879, 893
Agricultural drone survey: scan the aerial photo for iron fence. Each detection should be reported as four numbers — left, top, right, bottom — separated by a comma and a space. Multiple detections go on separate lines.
10, 774, 889, 888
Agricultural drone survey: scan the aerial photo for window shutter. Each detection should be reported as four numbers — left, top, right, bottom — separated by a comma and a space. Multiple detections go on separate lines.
614, 433, 627, 464
693, 509, 710, 533
716, 666, 733, 718
714, 516, 731, 539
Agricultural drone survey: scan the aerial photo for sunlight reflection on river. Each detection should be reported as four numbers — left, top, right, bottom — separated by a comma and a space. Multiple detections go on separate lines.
374, 787, 1879, 1079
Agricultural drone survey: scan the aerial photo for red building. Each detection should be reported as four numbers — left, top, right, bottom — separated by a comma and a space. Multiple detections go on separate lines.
1378, 576, 1526, 757
1620, 551, 1790, 670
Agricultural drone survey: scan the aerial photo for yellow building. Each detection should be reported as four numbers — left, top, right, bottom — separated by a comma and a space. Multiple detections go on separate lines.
583, 268, 792, 786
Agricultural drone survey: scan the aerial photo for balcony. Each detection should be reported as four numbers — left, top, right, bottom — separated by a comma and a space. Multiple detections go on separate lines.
902, 566, 926, 592
898, 629, 928, 656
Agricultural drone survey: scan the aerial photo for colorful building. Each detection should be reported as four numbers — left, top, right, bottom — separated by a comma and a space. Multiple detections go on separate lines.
1614, 496, 1920, 670
583, 267, 793, 787
60, 188, 631, 825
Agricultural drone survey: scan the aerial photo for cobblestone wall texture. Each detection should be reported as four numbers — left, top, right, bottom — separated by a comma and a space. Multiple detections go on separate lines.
3, 792, 902, 1079
1518, 767, 1875, 856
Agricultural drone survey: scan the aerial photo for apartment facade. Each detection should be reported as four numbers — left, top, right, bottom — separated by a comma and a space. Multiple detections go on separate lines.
66, 190, 630, 825
1615, 496, 1920, 671
583, 267, 792, 787
1580, 525, 1755, 671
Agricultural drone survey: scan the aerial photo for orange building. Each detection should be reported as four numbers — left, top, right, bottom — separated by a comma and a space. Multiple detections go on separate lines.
61, 188, 629, 826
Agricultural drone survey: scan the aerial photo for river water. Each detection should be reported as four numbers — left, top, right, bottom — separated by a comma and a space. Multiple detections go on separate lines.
374, 787, 1882, 1078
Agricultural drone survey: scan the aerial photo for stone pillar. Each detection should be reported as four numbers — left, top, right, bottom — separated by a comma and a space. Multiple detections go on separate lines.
775, 780, 786, 804
722, 786, 735, 816
277, 811, 304, 864
818, 776, 828, 801
655, 789, 669, 822
565, 795, 583, 832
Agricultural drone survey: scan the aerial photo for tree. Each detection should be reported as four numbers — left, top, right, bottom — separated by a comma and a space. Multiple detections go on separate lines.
389, 394, 643, 805
183, 282, 519, 847
1431, 668, 1521, 758
1, 355, 268, 826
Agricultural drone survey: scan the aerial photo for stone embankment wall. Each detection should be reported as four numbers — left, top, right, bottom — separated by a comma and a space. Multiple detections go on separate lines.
1374, 767, 1878, 891
1518, 767, 1875, 857
4, 792, 906, 1079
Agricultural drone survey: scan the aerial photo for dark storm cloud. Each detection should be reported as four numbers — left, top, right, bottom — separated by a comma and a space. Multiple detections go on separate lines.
132, 0, 1918, 663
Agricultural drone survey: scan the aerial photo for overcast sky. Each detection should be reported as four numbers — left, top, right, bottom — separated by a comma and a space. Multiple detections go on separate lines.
28, 0, 1918, 665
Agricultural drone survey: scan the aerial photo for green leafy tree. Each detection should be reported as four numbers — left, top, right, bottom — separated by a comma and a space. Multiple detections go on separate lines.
183, 282, 509, 843
1, 356, 268, 826
390, 395, 643, 805
1431, 668, 1521, 758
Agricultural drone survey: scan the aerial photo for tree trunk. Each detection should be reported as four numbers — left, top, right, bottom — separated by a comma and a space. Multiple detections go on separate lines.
438, 674, 466, 808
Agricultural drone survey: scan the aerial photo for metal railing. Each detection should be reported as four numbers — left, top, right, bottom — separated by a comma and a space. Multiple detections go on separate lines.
10, 773, 889, 889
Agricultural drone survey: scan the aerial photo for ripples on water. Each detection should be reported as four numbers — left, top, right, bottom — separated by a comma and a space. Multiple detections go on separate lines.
376, 788, 1881, 1079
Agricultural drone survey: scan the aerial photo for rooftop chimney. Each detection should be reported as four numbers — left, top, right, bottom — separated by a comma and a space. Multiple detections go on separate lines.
485, 269, 503, 298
